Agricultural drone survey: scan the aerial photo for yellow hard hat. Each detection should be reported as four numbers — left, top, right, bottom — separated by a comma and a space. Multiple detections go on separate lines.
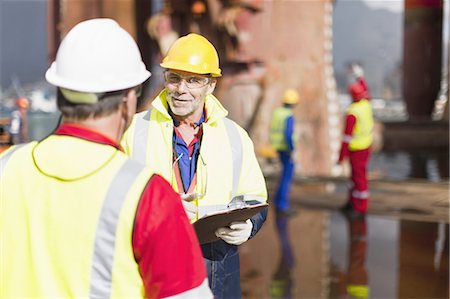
160, 33, 222, 77
283, 88, 300, 104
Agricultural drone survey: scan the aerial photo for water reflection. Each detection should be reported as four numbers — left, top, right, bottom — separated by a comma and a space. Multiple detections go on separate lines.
330, 213, 449, 298
371, 151, 449, 181
241, 207, 449, 299
270, 213, 295, 299
346, 216, 369, 299
331, 214, 369, 299
398, 221, 449, 298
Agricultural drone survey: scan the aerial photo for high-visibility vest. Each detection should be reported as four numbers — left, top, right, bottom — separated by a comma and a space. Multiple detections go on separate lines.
347, 99, 373, 151
270, 107, 296, 151
0, 136, 151, 298
121, 90, 267, 219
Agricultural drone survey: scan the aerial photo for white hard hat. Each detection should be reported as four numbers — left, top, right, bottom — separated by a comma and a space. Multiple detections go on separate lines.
46, 18, 151, 93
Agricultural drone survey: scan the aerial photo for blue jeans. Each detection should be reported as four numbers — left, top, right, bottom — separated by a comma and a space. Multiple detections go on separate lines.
275, 151, 294, 211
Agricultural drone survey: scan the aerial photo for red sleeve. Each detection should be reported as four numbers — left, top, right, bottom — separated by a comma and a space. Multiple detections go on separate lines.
132, 174, 207, 298
338, 114, 356, 163
357, 78, 371, 99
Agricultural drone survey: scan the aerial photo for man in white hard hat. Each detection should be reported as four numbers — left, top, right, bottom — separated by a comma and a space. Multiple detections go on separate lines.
0, 19, 212, 299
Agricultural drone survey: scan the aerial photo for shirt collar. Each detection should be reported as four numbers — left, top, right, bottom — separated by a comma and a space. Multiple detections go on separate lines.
54, 123, 123, 151
172, 108, 206, 128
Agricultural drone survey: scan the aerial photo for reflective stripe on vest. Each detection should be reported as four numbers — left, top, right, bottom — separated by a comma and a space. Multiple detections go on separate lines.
132, 110, 151, 163
0, 144, 25, 176
351, 189, 369, 200
89, 159, 144, 298
223, 118, 242, 198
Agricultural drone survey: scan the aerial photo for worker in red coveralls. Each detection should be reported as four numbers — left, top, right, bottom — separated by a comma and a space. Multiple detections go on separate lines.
338, 64, 374, 217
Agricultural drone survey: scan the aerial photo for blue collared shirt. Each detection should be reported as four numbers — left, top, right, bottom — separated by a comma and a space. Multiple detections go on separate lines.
172, 113, 204, 192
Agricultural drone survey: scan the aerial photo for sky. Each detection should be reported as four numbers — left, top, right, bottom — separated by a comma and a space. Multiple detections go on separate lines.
361, 0, 404, 13
361, 0, 449, 43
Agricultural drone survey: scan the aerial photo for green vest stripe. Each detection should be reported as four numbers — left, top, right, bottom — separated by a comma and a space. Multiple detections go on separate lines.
89, 159, 144, 298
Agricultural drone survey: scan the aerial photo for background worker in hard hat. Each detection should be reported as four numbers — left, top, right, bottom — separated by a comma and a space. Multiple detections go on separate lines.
0, 19, 212, 299
269, 88, 300, 216
9, 96, 29, 144
122, 33, 268, 299
338, 64, 374, 217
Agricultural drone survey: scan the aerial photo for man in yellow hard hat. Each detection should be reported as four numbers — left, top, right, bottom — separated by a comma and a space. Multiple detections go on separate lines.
269, 88, 300, 216
122, 33, 268, 299
1, 19, 212, 299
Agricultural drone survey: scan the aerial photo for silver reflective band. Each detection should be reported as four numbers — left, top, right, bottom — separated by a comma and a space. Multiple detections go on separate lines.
89, 159, 145, 298
343, 134, 353, 143
223, 118, 242, 198
132, 110, 151, 162
351, 189, 369, 199
0, 144, 25, 177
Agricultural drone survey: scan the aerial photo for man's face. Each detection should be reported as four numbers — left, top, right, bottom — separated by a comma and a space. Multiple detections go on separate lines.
164, 70, 216, 117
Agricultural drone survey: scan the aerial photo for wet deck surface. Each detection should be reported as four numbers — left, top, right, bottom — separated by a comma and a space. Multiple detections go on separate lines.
239, 175, 449, 299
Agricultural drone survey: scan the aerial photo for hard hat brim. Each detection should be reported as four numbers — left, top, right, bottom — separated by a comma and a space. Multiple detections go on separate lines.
160, 61, 221, 77
46, 62, 151, 93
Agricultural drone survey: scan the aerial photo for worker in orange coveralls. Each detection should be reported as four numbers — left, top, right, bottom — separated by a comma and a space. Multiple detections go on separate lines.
338, 64, 374, 217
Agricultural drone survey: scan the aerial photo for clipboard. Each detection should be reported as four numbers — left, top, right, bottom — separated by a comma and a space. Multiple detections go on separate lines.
193, 202, 268, 245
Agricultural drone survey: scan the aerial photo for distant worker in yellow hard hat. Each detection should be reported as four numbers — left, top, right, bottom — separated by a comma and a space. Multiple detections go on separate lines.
122, 33, 268, 299
1, 19, 213, 298
270, 88, 300, 216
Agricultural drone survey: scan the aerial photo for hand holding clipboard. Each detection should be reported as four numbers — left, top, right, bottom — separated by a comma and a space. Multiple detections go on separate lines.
193, 196, 268, 244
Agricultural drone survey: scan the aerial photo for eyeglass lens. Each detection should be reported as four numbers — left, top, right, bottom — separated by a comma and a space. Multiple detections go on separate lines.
164, 72, 210, 88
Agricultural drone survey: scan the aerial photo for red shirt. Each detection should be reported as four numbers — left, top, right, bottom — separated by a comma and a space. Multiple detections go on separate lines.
55, 124, 207, 298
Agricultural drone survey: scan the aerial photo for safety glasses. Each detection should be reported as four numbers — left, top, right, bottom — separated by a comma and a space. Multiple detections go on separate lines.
164, 71, 211, 89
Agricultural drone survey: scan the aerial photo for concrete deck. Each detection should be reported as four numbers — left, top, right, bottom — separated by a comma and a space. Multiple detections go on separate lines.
265, 175, 449, 224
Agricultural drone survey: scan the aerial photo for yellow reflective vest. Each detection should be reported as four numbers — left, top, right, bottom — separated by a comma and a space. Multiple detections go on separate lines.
347, 99, 374, 151
0, 136, 151, 298
122, 90, 268, 219
269, 106, 297, 151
